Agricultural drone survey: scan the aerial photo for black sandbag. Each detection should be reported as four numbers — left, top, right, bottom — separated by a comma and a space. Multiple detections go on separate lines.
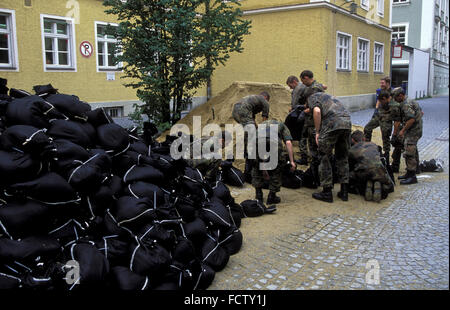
129, 140, 150, 156
172, 195, 197, 222
0, 78, 8, 95
45, 93, 91, 121
419, 159, 444, 172
95, 236, 130, 267
138, 223, 177, 250
298, 167, 319, 189
112, 151, 142, 177
172, 237, 197, 265
33, 84, 58, 96
211, 180, 234, 205
222, 165, 245, 187
47, 120, 94, 148
281, 167, 303, 189
240, 199, 276, 217
48, 219, 87, 245
9, 88, 32, 99
0, 125, 55, 157
86, 108, 114, 127
0, 199, 50, 239
86, 175, 122, 216
51, 139, 90, 174
199, 201, 233, 229
20, 273, 53, 289
180, 167, 210, 201
219, 227, 243, 256
122, 164, 164, 185
6, 95, 64, 128
97, 123, 130, 154
68, 242, 110, 287
111, 266, 150, 290
284, 105, 305, 141
7, 172, 79, 205
0, 150, 42, 186
0, 236, 61, 262
193, 263, 216, 290
0, 272, 22, 289
103, 209, 133, 238
129, 241, 171, 277
124, 181, 165, 206
113, 196, 156, 230
183, 217, 207, 245
222, 202, 242, 228
200, 237, 229, 272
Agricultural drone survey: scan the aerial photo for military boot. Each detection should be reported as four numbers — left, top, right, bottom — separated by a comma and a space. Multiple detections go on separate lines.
400, 171, 418, 185
373, 181, 382, 203
398, 172, 408, 180
337, 183, 349, 201
312, 187, 333, 203
255, 188, 263, 204
267, 191, 281, 204
365, 180, 373, 201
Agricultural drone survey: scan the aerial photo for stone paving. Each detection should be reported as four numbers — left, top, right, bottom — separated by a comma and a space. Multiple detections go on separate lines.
210, 96, 449, 290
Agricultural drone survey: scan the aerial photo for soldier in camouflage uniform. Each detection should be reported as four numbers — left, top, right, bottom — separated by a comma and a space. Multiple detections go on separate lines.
349, 130, 394, 202
307, 93, 352, 203
363, 77, 393, 165
232, 92, 270, 181
391, 87, 423, 185
252, 119, 296, 204
184, 131, 231, 183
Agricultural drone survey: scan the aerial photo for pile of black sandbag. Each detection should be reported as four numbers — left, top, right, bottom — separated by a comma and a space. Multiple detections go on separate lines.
0, 81, 276, 290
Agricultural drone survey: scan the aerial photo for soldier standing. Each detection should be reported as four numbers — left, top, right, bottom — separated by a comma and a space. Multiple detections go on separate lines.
391, 87, 423, 185
252, 119, 296, 204
307, 93, 352, 203
363, 77, 393, 164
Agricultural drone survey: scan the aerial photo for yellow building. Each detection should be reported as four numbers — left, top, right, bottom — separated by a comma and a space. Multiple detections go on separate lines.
206, 0, 393, 111
0, 0, 139, 118
1, 0, 393, 117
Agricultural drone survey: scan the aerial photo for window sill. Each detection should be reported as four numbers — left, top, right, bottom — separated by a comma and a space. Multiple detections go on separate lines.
98, 68, 123, 72
45, 66, 76, 72
337, 69, 352, 73
357, 70, 369, 73
0, 66, 18, 71
374, 71, 385, 74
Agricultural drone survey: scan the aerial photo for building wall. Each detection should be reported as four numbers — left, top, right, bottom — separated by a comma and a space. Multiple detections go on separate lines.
0, 0, 139, 109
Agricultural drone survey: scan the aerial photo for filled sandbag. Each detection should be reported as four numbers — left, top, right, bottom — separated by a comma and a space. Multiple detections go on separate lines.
0, 236, 61, 262
419, 159, 444, 172
284, 105, 306, 141
0, 125, 55, 157
200, 237, 229, 272
199, 201, 233, 229
112, 196, 157, 230
240, 199, 276, 217
123, 181, 165, 206
129, 241, 171, 277
111, 266, 150, 290
50, 139, 90, 174
97, 123, 130, 155
0, 150, 42, 186
221, 165, 245, 187
47, 120, 95, 148
33, 84, 58, 96
122, 164, 164, 185
45, 93, 91, 121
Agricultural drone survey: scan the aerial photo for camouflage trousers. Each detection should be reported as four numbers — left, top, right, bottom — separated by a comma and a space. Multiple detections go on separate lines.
306, 126, 319, 165
364, 112, 393, 154
299, 126, 309, 158
232, 103, 255, 127
251, 161, 282, 192
403, 133, 422, 172
186, 158, 221, 183
350, 166, 391, 186
391, 135, 420, 172
318, 129, 351, 188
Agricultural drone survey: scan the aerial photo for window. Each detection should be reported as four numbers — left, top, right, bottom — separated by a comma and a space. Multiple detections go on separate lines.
393, 0, 410, 4
374, 42, 384, 73
0, 10, 18, 70
337, 32, 352, 71
391, 24, 408, 45
357, 38, 369, 72
361, 0, 369, 10
95, 22, 120, 71
377, 0, 384, 16
41, 15, 76, 71
105, 106, 124, 118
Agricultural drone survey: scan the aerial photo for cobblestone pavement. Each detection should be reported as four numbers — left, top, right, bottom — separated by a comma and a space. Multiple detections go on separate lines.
210, 96, 449, 290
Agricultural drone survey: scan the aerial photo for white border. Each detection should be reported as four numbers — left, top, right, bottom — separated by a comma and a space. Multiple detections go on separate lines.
391, 22, 409, 45
357, 37, 370, 72
94, 21, 122, 73
377, 0, 385, 17
40, 14, 77, 72
0, 8, 19, 72
336, 31, 353, 72
360, 0, 369, 11
373, 41, 385, 73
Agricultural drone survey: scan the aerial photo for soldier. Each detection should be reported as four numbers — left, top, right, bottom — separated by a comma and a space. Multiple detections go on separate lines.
307, 93, 352, 203
232, 92, 270, 181
184, 131, 232, 183
349, 130, 394, 202
391, 87, 423, 185
252, 119, 296, 204
363, 76, 393, 165
286, 75, 308, 165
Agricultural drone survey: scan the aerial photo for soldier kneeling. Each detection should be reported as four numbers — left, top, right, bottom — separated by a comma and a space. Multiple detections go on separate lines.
348, 130, 395, 202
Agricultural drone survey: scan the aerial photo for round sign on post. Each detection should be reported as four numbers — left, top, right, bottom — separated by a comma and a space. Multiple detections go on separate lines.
80, 41, 93, 58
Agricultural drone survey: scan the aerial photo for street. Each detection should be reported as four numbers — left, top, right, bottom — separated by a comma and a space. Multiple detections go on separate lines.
210, 96, 449, 290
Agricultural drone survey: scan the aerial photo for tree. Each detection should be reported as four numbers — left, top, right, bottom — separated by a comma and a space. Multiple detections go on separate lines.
103, 0, 251, 126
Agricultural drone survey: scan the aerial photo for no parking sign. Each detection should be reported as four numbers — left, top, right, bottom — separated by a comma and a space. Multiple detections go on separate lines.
80, 41, 93, 58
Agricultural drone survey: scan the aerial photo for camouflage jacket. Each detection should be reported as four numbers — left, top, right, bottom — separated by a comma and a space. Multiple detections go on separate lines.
258, 119, 293, 161
304, 80, 326, 127
349, 141, 390, 184
307, 93, 352, 135
237, 95, 270, 119
395, 97, 423, 137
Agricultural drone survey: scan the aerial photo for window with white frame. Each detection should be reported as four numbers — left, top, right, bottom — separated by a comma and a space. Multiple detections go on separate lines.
96, 22, 120, 71
393, 0, 410, 4
361, 0, 369, 10
337, 32, 352, 71
391, 24, 408, 45
42, 16, 76, 70
0, 10, 18, 70
377, 0, 384, 16
357, 38, 369, 72
374, 42, 384, 73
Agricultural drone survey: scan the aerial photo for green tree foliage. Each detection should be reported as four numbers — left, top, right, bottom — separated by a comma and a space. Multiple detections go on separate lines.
103, 0, 251, 125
